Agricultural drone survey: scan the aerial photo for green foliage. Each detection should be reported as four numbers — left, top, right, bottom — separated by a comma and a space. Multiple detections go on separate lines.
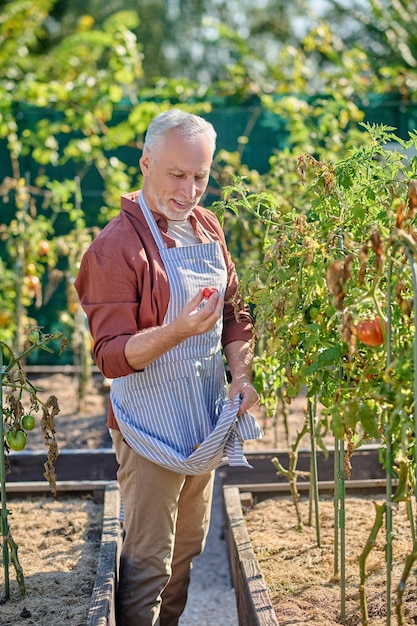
220, 124, 417, 468
219, 133, 417, 618
1, 0, 417, 372
323, 0, 417, 84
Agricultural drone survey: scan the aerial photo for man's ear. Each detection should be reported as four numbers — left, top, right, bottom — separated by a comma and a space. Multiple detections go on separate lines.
139, 149, 150, 176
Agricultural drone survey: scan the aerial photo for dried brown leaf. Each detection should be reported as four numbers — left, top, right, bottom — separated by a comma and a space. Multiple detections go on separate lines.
408, 179, 417, 217
41, 395, 60, 495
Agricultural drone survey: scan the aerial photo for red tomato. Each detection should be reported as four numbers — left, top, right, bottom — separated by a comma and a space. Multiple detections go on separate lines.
202, 287, 219, 299
38, 240, 50, 256
0, 311, 11, 328
356, 317, 385, 347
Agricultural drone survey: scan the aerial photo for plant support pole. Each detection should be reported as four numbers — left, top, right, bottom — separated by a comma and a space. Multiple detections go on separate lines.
338, 438, 346, 621
334, 436, 339, 575
335, 228, 345, 619
0, 348, 10, 601
308, 397, 321, 546
403, 248, 417, 499
385, 258, 395, 626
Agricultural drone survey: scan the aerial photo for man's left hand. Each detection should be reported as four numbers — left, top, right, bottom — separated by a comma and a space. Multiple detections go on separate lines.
228, 379, 260, 416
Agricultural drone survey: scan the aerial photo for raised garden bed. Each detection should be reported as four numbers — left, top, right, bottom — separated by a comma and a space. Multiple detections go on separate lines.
220, 445, 385, 495
5, 447, 118, 490
87, 482, 122, 626
220, 446, 403, 626
223, 484, 279, 626
4, 449, 121, 626
1, 483, 121, 625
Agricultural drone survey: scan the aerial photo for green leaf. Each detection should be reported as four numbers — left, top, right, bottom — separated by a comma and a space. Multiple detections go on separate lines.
39, 344, 54, 353
331, 413, 345, 439
358, 404, 380, 439
302, 346, 341, 376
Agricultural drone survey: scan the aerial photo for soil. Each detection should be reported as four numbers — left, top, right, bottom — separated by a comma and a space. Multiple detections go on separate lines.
244, 495, 417, 626
1, 372, 109, 625
3, 371, 414, 625
0, 496, 103, 625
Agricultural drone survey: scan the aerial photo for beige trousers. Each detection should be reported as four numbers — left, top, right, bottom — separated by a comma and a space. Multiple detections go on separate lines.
112, 430, 215, 626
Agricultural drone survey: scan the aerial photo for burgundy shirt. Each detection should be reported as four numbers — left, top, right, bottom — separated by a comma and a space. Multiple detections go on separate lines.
74, 191, 254, 429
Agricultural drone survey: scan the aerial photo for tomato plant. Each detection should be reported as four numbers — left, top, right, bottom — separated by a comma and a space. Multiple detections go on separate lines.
215, 124, 417, 622
1, 327, 65, 600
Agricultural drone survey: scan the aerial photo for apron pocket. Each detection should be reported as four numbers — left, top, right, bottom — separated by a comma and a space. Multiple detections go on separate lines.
111, 375, 213, 456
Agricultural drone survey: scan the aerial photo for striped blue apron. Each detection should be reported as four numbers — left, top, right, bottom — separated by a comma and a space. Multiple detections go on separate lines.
110, 194, 262, 474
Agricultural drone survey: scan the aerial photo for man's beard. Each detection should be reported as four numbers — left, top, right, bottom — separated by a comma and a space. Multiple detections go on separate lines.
150, 191, 197, 221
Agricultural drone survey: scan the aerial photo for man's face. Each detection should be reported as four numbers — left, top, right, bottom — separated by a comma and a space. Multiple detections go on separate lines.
140, 127, 213, 220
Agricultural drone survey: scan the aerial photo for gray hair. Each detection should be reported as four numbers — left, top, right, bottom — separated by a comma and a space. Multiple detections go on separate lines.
143, 108, 217, 157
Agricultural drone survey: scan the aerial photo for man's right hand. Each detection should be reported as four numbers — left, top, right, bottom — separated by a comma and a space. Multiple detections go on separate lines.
124, 289, 223, 371
174, 289, 223, 338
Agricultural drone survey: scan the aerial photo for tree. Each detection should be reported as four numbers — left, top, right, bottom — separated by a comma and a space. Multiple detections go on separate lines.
321, 0, 417, 97
0, 0, 148, 364
3, 0, 309, 85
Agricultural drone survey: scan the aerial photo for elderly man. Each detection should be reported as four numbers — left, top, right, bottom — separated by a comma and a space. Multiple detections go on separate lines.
75, 108, 261, 626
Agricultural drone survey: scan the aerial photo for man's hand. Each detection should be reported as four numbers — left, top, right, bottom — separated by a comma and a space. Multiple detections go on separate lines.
223, 340, 260, 416
173, 288, 224, 338
124, 289, 223, 370
228, 377, 260, 416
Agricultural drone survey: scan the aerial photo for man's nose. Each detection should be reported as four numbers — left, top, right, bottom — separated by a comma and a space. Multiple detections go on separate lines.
181, 178, 197, 199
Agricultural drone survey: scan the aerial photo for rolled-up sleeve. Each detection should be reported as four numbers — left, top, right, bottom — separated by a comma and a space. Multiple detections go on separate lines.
75, 250, 138, 378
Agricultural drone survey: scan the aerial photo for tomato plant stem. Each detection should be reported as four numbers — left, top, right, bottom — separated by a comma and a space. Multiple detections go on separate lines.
395, 539, 417, 626
358, 501, 386, 626
271, 420, 309, 532
406, 500, 416, 545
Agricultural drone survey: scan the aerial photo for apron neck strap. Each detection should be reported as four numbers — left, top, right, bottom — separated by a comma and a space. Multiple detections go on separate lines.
138, 191, 214, 247
138, 192, 166, 251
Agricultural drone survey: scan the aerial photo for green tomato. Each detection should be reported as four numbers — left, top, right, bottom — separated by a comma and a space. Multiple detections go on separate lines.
6, 429, 27, 452
308, 306, 320, 321
304, 301, 322, 323
22, 414, 36, 431
28, 329, 40, 343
